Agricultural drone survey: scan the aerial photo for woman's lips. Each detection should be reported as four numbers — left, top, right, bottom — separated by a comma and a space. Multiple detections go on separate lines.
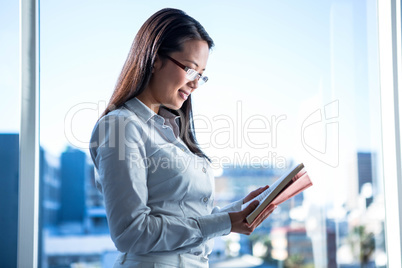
178, 89, 189, 100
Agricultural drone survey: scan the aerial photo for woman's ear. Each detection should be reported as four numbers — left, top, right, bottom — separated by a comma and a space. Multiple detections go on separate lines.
153, 55, 162, 73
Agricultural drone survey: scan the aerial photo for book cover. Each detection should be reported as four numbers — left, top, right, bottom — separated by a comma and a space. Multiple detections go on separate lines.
243, 163, 312, 224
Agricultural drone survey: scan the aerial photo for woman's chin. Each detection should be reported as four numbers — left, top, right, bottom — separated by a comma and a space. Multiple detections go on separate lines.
163, 102, 183, 111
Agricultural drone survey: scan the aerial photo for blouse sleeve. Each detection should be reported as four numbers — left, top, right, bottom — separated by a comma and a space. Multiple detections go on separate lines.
89, 114, 231, 255
212, 199, 244, 214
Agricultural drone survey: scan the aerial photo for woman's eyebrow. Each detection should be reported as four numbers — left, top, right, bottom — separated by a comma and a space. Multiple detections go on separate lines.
183, 59, 206, 71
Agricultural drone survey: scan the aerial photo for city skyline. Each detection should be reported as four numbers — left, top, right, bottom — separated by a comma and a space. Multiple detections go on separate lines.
0, 132, 384, 267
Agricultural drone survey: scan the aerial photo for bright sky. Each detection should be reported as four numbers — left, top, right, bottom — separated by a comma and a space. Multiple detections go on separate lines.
0, 0, 382, 204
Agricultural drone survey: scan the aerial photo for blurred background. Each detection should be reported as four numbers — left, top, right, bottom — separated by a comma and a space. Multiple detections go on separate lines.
0, 0, 385, 267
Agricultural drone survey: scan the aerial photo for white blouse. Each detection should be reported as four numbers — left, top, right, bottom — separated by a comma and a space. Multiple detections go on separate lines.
89, 97, 243, 259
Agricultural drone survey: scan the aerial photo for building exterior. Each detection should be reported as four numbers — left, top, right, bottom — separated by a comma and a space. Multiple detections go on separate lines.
0, 133, 19, 268
357, 152, 374, 207
40, 148, 61, 229
271, 227, 314, 266
43, 148, 112, 266
59, 147, 87, 225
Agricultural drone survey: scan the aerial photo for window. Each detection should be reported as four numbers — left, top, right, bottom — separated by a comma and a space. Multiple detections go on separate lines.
12, 0, 402, 267
0, 1, 20, 267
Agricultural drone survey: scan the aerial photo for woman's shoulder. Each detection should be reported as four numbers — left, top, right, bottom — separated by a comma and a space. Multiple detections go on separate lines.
98, 106, 143, 125
91, 106, 146, 139
105, 105, 139, 120
90, 106, 148, 149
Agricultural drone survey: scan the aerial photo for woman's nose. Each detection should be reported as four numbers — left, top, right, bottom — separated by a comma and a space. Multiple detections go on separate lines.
187, 79, 199, 91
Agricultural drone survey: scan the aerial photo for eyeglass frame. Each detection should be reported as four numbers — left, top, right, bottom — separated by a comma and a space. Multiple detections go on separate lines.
165, 55, 208, 85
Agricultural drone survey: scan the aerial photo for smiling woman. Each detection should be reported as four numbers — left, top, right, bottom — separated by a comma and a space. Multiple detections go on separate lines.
136, 39, 210, 112
89, 8, 276, 267
100, 8, 214, 160
29, 0, 398, 267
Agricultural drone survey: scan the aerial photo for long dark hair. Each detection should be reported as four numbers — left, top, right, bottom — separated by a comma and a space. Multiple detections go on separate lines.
101, 8, 214, 160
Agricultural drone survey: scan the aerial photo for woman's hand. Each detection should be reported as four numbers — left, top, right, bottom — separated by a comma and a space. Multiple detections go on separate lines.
243, 185, 269, 204
229, 200, 276, 235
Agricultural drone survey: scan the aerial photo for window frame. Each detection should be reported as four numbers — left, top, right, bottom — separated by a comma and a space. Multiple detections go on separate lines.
18, 0, 39, 267
378, 0, 402, 266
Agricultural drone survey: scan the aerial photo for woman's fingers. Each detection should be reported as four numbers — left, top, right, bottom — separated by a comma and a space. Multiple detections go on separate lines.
243, 185, 270, 203
229, 201, 259, 234
243, 200, 260, 217
250, 203, 277, 228
262, 185, 270, 191
254, 185, 269, 196
230, 201, 277, 235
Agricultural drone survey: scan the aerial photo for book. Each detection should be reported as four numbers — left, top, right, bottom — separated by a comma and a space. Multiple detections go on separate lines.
242, 163, 313, 224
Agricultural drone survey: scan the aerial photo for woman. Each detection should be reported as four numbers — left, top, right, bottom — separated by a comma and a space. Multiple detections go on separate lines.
89, 8, 276, 267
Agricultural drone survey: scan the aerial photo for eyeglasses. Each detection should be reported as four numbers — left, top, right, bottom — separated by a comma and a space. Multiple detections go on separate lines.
166, 56, 208, 85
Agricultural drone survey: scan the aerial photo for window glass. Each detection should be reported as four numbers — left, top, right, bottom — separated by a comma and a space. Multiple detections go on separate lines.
39, 1, 386, 267
0, 1, 20, 267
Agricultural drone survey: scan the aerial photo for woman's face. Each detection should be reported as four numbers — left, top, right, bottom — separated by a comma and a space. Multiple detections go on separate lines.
138, 39, 210, 113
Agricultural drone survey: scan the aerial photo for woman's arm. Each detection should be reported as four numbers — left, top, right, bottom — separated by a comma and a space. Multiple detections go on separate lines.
212, 185, 269, 213
90, 114, 231, 254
